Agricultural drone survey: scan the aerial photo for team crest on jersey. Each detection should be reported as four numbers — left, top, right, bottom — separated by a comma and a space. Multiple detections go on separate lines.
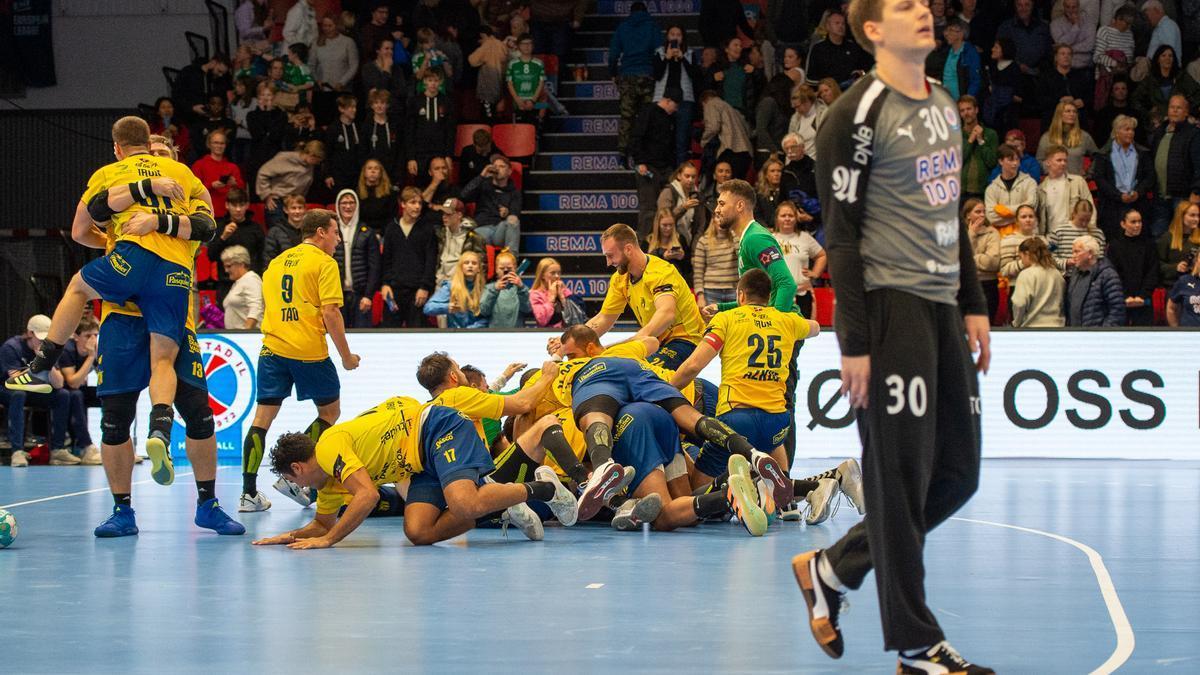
193, 336, 256, 434
758, 246, 783, 266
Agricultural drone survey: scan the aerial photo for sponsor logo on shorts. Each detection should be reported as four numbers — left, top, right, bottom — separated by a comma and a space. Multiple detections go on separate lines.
109, 253, 131, 276
613, 413, 633, 441
165, 271, 191, 289
772, 426, 788, 445
576, 361, 607, 383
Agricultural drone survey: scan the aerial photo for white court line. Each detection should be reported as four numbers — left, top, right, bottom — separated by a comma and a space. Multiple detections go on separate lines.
1, 467, 235, 509
952, 517, 1134, 674
585, 583, 604, 589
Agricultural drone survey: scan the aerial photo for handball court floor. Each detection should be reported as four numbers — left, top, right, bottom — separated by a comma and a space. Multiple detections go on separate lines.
1, 458, 1196, 673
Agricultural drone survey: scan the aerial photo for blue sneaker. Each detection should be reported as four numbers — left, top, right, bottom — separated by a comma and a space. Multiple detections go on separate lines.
194, 498, 246, 535
94, 504, 139, 538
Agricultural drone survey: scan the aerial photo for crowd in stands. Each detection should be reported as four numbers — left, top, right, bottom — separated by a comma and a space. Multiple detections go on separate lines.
133, 0, 1200, 330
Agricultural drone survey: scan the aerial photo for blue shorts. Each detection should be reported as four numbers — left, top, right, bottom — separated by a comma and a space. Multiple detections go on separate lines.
696, 378, 718, 417
611, 402, 682, 494
97, 313, 206, 397
255, 349, 340, 404
695, 407, 790, 478
406, 405, 497, 510
646, 338, 697, 370
80, 241, 191, 345
571, 357, 687, 411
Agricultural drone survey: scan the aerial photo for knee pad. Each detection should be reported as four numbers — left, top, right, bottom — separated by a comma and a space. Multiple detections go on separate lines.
100, 393, 138, 446
175, 383, 215, 439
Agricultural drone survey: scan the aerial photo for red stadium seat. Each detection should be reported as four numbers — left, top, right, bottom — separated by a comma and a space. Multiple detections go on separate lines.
246, 202, 266, 228
195, 247, 217, 283
456, 124, 491, 156
1153, 287, 1167, 325
492, 123, 536, 159
536, 54, 559, 77
812, 287, 836, 327
510, 160, 523, 191
1018, 119, 1042, 151
372, 291, 384, 326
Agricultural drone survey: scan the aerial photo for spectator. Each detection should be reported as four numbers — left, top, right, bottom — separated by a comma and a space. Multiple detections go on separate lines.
459, 128, 495, 187
656, 161, 705, 246
610, 1, 662, 158
964, 197, 1002, 322
957, 0, 997, 57
1159, 200, 1200, 286
630, 89, 680, 237
220, 245, 265, 329
1094, 76, 1145, 145
692, 209, 740, 306
176, 53, 234, 120
483, 0, 524, 37
1011, 237, 1067, 327
468, 27, 510, 119
986, 144, 1040, 235
700, 159, 733, 216
989, 129, 1042, 182
803, 10, 870, 87
480, 250, 533, 328
229, 77, 258, 164
264, 194, 307, 264
1091, 114, 1153, 240
1166, 253, 1200, 325
505, 34, 547, 126
280, 43, 317, 107
754, 154, 784, 225
360, 39, 408, 117
926, 18, 981, 101
1037, 102, 1099, 176
699, 0, 753, 48
755, 75, 794, 162
700, 90, 753, 178
1144, 0, 1182, 64
381, 187, 439, 327
435, 197, 485, 285
655, 24, 701, 164
780, 46, 805, 85
530, 258, 578, 328
282, 0, 318, 48
192, 130, 245, 219
929, 0, 948, 43
412, 27, 453, 93
645, 207, 691, 279
193, 94, 238, 154
331, 189, 382, 328
358, 2, 392, 59
256, 140, 324, 225
705, 37, 760, 120
1038, 145, 1096, 234
232, 43, 266, 81
461, 155, 522, 252
1000, 204, 1048, 284
779, 132, 818, 208
1107, 207, 1159, 324
57, 317, 100, 465
1051, 0, 1097, 73
1065, 234, 1126, 326
149, 96, 192, 161
982, 37, 1022, 132
997, 0, 1053, 79
311, 15, 358, 91
1038, 43, 1093, 126
1053, 199, 1107, 269
245, 83, 289, 198
424, 250, 489, 328
0, 315, 74, 467
787, 84, 824, 162
362, 89, 401, 180
404, 70, 455, 181
420, 157, 459, 227
1147, 95, 1200, 236
356, 158, 397, 231
322, 94, 364, 192
206, 188, 265, 301
958, 95, 998, 200
235, 0, 273, 48
284, 104, 321, 151
773, 200, 824, 320
1093, 7, 1137, 110
530, 0, 586, 66
816, 78, 842, 107
1133, 45, 1184, 122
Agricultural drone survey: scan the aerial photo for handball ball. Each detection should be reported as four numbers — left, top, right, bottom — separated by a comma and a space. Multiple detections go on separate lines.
0, 509, 17, 548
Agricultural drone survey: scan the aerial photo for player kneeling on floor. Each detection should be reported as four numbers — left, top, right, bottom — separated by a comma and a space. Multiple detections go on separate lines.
252, 398, 578, 549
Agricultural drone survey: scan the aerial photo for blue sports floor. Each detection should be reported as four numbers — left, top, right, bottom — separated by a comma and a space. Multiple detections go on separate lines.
1, 458, 1196, 673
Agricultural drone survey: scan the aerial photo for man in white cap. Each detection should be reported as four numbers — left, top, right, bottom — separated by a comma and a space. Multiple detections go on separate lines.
0, 315, 78, 466
435, 197, 484, 285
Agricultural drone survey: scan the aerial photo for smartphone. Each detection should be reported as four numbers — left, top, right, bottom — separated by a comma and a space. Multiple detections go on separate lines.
669, 39, 680, 50
516, 258, 531, 275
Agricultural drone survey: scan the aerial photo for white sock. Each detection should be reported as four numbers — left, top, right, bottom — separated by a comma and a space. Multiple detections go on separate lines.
817, 551, 844, 591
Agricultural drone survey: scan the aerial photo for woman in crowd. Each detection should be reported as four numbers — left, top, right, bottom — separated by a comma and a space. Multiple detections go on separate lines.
191, 130, 245, 219
781, 46, 805, 84
530, 258, 578, 328
1036, 101, 1098, 176
656, 162, 705, 246
787, 84, 824, 162
1051, 199, 1106, 269
754, 75, 794, 162
753, 155, 784, 225
228, 76, 258, 164
1166, 254, 1200, 326
481, 250, 532, 328
816, 78, 841, 107
1090, 114, 1151, 241
245, 82, 289, 198
964, 197, 1001, 323
1011, 237, 1066, 328
333, 188, 382, 328
773, 200, 824, 320
983, 37, 1021, 130
356, 158, 397, 231
361, 39, 408, 116
692, 211, 740, 307
1000, 204, 1047, 284
645, 208, 691, 280
1159, 201, 1200, 288
1132, 45, 1193, 123
219, 245, 264, 330
424, 250, 489, 328
149, 96, 191, 160
701, 160, 733, 217
654, 25, 702, 164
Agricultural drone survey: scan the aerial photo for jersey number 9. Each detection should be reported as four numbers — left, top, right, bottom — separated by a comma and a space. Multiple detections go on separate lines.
281, 274, 294, 303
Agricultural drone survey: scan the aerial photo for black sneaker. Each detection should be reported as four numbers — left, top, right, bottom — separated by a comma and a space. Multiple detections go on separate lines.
898, 641, 994, 674
791, 549, 846, 658
5, 369, 51, 394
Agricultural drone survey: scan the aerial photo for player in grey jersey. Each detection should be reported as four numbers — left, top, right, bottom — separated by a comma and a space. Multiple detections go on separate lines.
790, 1, 995, 674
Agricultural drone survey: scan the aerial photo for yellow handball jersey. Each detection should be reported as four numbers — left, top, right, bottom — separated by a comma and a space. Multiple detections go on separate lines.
314, 396, 428, 515
430, 386, 505, 441
262, 243, 344, 360
80, 153, 211, 270
600, 255, 704, 346
532, 340, 695, 410
703, 304, 811, 415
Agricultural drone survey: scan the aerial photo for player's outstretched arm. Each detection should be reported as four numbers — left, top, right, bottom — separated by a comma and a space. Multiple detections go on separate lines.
670, 340, 717, 391
633, 294, 678, 342
584, 311, 619, 338
288, 469, 379, 549
321, 303, 360, 370
252, 512, 335, 546
71, 202, 108, 249
501, 360, 559, 415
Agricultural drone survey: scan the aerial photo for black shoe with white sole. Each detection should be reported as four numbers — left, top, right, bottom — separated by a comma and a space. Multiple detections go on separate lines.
897, 641, 994, 674
791, 549, 846, 659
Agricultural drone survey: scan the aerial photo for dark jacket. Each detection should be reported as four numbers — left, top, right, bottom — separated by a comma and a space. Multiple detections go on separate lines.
458, 144, 494, 186
1148, 120, 1200, 199
264, 222, 302, 265
780, 156, 818, 204
206, 215, 266, 301
1065, 258, 1126, 326
460, 174, 521, 228
629, 103, 676, 170
1157, 230, 1200, 287
358, 190, 397, 232
925, 42, 983, 99
1090, 141, 1154, 239
608, 9, 662, 78
1107, 233, 1159, 301
324, 120, 366, 191
332, 190, 383, 298
363, 117, 403, 181
404, 93, 455, 161
699, 0, 752, 48
804, 37, 872, 86
381, 217, 438, 292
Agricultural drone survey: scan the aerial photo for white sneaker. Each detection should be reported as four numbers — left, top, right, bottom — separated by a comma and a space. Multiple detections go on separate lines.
238, 491, 273, 512
49, 448, 82, 465
534, 465, 579, 526
500, 501, 544, 541
10, 450, 30, 467
79, 445, 103, 465
272, 477, 314, 507
611, 493, 663, 531
837, 458, 865, 515
804, 478, 841, 525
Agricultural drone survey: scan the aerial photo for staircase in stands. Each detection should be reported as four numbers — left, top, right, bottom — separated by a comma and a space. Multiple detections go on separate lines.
520, 0, 701, 316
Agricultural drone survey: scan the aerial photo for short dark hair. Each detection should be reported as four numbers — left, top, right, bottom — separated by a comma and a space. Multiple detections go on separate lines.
336, 93, 357, 109
288, 42, 309, 62
560, 324, 601, 350
75, 316, 99, 335
300, 208, 336, 239
601, 223, 639, 247
1114, 6, 1137, 23
517, 32, 533, 43
269, 432, 317, 477
112, 116, 151, 148
997, 144, 1020, 161
718, 178, 757, 208
738, 268, 772, 303
226, 187, 249, 205
461, 365, 486, 388
416, 352, 455, 394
